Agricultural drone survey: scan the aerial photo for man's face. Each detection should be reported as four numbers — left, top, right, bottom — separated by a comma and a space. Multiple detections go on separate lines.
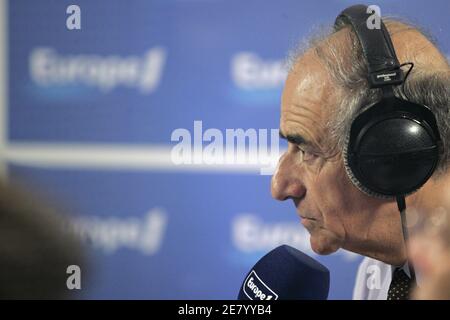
271, 49, 403, 259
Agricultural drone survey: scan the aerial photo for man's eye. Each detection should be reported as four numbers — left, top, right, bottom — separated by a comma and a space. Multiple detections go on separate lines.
296, 145, 317, 162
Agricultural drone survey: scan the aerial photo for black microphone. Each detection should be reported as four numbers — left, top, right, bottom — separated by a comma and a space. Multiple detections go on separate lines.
237, 245, 330, 300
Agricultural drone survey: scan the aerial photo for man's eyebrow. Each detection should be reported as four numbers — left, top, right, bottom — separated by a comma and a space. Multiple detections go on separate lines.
279, 130, 310, 146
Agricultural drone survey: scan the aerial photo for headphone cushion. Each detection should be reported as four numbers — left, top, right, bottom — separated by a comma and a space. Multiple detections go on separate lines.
343, 134, 392, 198
344, 101, 440, 197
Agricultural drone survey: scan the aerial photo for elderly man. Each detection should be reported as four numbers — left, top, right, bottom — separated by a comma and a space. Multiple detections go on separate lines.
271, 6, 450, 300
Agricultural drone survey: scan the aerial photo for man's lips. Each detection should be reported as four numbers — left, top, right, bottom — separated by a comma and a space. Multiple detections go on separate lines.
300, 215, 317, 221
293, 200, 320, 222
298, 210, 319, 221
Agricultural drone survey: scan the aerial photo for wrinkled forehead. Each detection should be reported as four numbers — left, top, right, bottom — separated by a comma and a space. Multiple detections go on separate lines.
280, 49, 339, 138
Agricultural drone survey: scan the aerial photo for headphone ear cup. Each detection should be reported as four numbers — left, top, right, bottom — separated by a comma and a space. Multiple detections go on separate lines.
343, 133, 388, 198
344, 99, 441, 198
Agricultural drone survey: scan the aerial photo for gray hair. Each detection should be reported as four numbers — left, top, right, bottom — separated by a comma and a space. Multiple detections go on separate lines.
287, 18, 450, 177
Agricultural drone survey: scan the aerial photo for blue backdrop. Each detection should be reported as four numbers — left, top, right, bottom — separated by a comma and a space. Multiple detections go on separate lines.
5, 0, 450, 299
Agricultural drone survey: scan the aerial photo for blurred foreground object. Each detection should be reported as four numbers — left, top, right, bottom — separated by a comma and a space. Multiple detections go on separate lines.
0, 182, 87, 299
409, 205, 450, 300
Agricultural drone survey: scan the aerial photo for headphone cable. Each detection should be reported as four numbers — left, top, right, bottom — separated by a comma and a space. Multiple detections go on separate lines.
399, 62, 415, 101
396, 194, 417, 282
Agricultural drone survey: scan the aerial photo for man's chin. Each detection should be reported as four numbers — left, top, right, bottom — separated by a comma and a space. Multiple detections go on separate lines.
310, 231, 342, 255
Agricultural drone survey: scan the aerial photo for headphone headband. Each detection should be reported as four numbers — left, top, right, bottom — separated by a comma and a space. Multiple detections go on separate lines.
335, 4, 404, 88
335, 5, 441, 282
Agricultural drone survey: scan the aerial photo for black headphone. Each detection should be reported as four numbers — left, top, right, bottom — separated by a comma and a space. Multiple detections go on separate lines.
335, 4, 442, 199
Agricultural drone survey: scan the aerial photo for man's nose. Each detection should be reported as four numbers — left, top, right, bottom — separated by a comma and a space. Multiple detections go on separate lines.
271, 152, 306, 201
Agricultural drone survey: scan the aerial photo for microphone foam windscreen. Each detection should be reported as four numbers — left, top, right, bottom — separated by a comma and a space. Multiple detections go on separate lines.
238, 245, 330, 300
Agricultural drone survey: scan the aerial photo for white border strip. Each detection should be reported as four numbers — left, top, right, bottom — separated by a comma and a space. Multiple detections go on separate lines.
0, 0, 8, 179
6, 143, 282, 173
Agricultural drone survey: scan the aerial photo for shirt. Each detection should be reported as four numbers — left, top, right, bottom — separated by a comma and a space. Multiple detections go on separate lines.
352, 257, 414, 300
